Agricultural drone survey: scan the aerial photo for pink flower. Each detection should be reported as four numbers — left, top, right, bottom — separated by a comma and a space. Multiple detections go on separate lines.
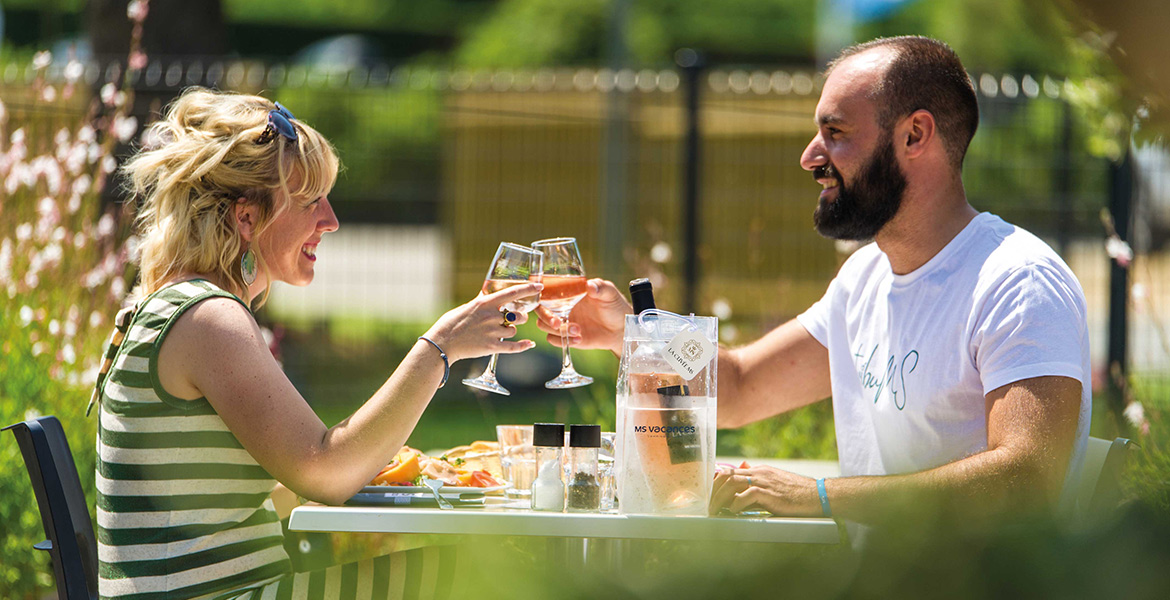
1106, 235, 1133, 268
128, 51, 148, 72
127, 0, 150, 23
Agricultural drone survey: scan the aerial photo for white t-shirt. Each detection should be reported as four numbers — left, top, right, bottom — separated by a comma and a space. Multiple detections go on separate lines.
797, 212, 1091, 508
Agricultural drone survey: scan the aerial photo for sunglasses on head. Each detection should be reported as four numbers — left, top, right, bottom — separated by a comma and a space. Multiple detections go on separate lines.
256, 102, 297, 144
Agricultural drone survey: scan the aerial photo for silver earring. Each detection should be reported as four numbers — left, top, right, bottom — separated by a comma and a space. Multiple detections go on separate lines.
241, 246, 257, 286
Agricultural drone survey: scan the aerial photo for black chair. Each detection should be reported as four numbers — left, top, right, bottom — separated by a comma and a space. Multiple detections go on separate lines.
4, 415, 99, 600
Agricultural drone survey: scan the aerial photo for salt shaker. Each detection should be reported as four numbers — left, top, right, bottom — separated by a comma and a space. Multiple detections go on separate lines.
566, 424, 601, 512
530, 423, 565, 511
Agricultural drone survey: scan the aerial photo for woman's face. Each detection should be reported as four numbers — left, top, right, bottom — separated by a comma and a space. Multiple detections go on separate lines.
256, 188, 339, 288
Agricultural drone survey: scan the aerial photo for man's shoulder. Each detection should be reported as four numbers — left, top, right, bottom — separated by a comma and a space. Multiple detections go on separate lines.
972, 214, 1074, 280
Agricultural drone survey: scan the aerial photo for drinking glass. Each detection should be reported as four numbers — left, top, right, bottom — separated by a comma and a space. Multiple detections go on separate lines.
496, 424, 535, 500
531, 237, 593, 389
463, 243, 543, 395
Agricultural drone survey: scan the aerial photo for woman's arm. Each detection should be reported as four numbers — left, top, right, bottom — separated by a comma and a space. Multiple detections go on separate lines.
159, 282, 542, 505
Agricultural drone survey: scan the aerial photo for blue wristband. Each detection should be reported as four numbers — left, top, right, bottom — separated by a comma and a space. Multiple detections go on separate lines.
816, 478, 832, 517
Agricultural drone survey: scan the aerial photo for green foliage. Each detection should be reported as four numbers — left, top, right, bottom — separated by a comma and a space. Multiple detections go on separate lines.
1124, 376, 1170, 512
0, 60, 137, 599
719, 400, 837, 460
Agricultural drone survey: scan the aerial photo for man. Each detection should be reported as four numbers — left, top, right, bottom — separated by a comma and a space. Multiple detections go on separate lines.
538, 36, 1090, 525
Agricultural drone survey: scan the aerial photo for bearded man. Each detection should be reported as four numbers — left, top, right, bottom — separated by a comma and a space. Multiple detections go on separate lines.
538, 36, 1090, 527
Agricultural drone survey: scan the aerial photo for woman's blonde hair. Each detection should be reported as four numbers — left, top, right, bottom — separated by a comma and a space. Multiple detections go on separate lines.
123, 87, 339, 308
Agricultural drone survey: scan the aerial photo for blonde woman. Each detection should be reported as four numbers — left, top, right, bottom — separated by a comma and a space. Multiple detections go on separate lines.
93, 88, 539, 600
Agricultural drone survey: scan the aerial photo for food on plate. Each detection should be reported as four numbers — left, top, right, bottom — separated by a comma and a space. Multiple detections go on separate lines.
440, 440, 501, 476
368, 445, 504, 488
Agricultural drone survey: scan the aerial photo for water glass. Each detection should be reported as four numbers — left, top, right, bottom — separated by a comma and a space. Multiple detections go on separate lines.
496, 425, 535, 499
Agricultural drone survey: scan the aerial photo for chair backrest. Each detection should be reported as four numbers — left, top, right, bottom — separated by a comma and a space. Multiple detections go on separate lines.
4, 415, 99, 600
1075, 436, 1133, 523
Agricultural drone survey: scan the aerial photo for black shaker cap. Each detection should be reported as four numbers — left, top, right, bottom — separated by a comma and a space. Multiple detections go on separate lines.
569, 424, 601, 448
533, 423, 565, 447
656, 384, 691, 396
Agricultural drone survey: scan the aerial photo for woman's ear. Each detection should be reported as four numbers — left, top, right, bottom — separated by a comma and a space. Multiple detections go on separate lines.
235, 197, 257, 243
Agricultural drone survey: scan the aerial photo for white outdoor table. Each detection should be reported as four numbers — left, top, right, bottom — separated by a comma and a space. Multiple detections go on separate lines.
288, 458, 843, 545
289, 504, 840, 544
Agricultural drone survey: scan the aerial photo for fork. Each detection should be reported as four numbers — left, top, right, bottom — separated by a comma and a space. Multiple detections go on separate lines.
423, 478, 454, 509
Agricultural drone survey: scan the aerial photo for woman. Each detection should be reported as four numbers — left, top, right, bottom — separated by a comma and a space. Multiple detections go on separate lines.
93, 88, 539, 600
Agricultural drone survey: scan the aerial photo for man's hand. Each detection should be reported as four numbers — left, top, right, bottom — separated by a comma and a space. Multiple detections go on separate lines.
709, 464, 823, 517
535, 278, 630, 355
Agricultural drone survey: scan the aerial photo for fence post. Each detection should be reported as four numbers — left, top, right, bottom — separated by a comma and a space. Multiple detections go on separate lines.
600, 0, 630, 281
677, 49, 703, 315
1107, 146, 1134, 429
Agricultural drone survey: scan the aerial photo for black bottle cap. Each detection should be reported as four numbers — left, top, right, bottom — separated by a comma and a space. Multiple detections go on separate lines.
569, 424, 601, 448
629, 278, 656, 315
533, 423, 565, 447
656, 384, 691, 396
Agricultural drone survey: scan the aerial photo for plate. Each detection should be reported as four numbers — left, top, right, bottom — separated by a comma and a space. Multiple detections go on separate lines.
360, 482, 508, 496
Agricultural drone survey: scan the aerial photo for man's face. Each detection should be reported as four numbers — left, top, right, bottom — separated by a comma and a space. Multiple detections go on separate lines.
811, 130, 907, 240
800, 49, 908, 241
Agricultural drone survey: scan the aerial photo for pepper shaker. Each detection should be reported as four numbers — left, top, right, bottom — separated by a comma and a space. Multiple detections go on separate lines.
530, 423, 565, 511
566, 424, 601, 512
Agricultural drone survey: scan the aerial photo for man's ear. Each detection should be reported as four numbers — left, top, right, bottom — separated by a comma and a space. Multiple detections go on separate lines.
901, 109, 936, 160
234, 198, 257, 243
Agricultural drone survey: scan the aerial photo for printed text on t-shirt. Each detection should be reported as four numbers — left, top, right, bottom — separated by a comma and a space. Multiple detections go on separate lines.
854, 343, 919, 410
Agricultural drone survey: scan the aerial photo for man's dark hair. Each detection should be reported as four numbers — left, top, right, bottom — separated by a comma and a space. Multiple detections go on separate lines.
828, 36, 979, 169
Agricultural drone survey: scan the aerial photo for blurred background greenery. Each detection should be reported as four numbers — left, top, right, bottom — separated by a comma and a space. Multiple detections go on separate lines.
2, 0, 1169, 598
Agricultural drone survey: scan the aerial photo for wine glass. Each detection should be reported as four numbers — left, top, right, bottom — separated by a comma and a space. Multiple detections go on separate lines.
462, 243, 543, 395
531, 237, 593, 389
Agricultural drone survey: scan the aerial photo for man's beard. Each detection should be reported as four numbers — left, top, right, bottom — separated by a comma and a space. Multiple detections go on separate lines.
812, 133, 907, 241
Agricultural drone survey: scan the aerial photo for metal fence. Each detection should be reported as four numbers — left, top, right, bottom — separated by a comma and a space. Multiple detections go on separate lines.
5, 59, 1168, 386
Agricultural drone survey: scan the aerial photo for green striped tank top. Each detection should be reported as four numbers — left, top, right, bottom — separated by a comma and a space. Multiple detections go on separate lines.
96, 280, 292, 600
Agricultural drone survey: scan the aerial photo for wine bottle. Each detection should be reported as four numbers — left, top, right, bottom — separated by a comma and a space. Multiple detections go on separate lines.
629, 278, 656, 315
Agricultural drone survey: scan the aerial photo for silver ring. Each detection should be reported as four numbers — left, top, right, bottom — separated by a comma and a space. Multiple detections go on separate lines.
500, 307, 517, 326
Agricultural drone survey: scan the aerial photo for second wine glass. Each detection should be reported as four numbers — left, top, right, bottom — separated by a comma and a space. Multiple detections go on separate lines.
462, 242, 543, 396
532, 237, 593, 389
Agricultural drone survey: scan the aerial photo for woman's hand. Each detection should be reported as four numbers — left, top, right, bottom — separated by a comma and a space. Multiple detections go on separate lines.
423, 281, 543, 362
535, 278, 629, 355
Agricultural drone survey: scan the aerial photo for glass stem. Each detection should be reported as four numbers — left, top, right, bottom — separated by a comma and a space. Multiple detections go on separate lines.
485, 346, 501, 376
559, 317, 575, 373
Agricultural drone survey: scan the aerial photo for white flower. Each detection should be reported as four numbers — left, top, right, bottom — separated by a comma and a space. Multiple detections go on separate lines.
24, 271, 39, 289
90, 311, 104, 328
100, 83, 117, 105
1106, 235, 1133, 266
73, 232, 87, 249
73, 174, 92, 195
54, 128, 71, 148
650, 241, 672, 263
102, 155, 118, 174
1124, 402, 1145, 427
24, 408, 42, 422
20, 305, 34, 326
16, 223, 33, 242
64, 60, 84, 83
64, 320, 77, 337
41, 86, 57, 103
32, 51, 52, 70
11, 128, 26, 146
68, 194, 82, 214
97, 214, 115, 238
49, 320, 61, 335
78, 125, 96, 144
42, 242, 63, 265
110, 277, 126, 299
62, 344, 76, 365
31, 341, 45, 356
124, 235, 141, 261
113, 115, 139, 143
710, 298, 732, 320
88, 142, 102, 164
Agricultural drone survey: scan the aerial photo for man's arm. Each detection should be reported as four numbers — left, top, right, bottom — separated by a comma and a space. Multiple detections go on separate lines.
711, 375, 1082, 523
535, 279, 832, 428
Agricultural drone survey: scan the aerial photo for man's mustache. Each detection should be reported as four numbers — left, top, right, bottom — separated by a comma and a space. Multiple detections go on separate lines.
814, 164, 840, 185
